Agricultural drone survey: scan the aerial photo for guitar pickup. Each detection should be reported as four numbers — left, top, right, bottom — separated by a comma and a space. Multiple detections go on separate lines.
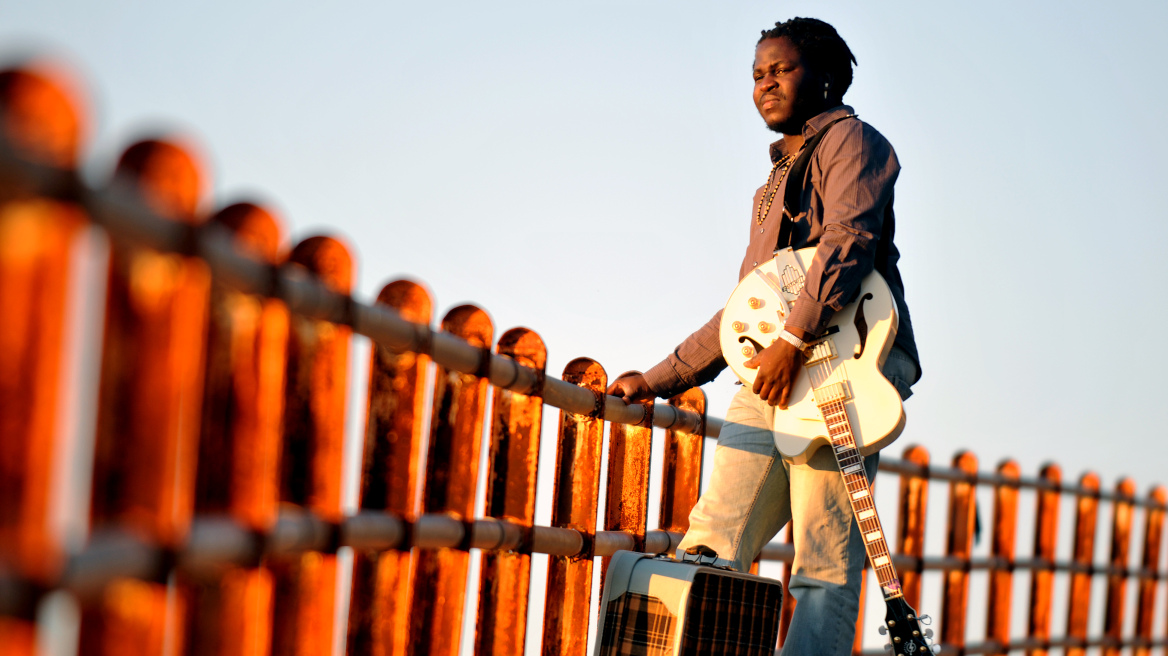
812, 381, 852, 406
802, 326, 840, 366
803, 339, 837, 366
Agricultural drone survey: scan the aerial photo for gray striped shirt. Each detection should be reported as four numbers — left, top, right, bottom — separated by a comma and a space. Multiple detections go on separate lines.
643, 105, 920, 398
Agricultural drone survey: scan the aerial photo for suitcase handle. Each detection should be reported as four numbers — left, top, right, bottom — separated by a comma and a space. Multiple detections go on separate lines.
677, 544, 722, 566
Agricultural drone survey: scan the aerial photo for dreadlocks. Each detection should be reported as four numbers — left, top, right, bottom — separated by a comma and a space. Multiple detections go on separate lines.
759, 18, 857, 97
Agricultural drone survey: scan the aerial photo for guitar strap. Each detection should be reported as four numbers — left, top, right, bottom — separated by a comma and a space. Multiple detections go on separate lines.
777, 113, 896, 270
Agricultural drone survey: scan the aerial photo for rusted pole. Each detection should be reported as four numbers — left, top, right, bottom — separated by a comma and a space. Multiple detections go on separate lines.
896, 445, 930, 610
0, 65, 87, 656
408, 305, 494, 656
1065, 472, 1100, 656
940, 451, 979, 656
599, 370, 653, 592
853, 532, 869, 656
269, 236, 353, 656
658, 388, 706, 534
1026, 463, 1061, 656
985, 460, 1020, 655
184, 202, 288, 656
80, 137, 211, 656
1134, 486, 1166, 656
541, 358, 607, 656
779, 523, 795, 648
346, 280, 432, 656
1102, 478, 1137, 656
474, 327, 547, 656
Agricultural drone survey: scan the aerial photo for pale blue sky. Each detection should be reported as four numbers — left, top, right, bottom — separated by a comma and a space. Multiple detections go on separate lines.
6, 0, 1168, 648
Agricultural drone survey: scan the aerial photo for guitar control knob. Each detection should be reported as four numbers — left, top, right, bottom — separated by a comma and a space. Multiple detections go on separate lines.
741, 346, 754, 357
758, 322, 775, 333
732, 321, 747, 333
748, 297, 763, 309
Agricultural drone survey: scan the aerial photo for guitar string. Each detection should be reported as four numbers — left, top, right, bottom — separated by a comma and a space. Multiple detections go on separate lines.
811, 356, 903, 597
785, 265, 927, 647
823, 395, 896, 573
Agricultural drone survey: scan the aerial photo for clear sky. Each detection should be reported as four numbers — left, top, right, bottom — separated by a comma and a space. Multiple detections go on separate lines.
6, 0, 1168, 650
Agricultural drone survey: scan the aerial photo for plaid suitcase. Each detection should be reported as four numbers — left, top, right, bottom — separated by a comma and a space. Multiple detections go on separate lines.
594, 550, 783, 656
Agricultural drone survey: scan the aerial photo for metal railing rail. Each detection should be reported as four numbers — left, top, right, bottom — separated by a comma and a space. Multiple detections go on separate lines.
2, 63, 1167, 656
0, 142, 719, 441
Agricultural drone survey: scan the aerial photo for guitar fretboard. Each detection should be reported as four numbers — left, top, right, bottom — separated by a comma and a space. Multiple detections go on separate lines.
817, 392, 903, 600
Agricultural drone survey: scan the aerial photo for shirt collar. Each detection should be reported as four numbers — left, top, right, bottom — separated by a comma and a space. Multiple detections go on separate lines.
769, 104, 856, 163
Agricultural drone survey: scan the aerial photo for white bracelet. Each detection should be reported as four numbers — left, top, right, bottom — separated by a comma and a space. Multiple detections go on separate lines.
776, 330, 806, 351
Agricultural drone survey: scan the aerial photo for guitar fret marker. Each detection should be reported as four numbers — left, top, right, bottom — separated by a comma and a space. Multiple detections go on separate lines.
851, 489, 869, 500
872, 556, 889, 567
865, 531, 882, 542
857, 509, 875, 520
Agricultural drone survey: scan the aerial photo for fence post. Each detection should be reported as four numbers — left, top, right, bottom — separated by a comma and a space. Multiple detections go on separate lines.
658, 388, 706, 534
779, 523, 795, 647
1134, 486, 1166, 656
80, 138, 211, 656
940, 450, 979, 656
184, 202, 288, 656
408, 304, 494, 656
1102, 478, 1137, 656
1026, 463, 1061, 656
346, 280, 432, 656
0, 65, 86, 656
1066, 472, 1100, 656
985, 460, 1020, 655
896, 444, 930, 611
474, 327, 547, 656
541, 358, 607, 656
600, 370, 653, 568
270, 235, 353, 656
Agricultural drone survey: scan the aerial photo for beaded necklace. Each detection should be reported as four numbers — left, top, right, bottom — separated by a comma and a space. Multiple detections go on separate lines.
755, 153, 795, 226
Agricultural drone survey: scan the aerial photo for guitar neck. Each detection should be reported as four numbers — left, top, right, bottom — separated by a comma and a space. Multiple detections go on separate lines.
817, 392, 903, 600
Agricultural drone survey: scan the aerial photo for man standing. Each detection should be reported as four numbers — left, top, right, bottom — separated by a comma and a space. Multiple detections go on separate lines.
607, 17, 921, 653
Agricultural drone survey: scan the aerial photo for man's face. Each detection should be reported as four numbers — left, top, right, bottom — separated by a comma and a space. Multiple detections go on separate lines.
753, 37, 824, 135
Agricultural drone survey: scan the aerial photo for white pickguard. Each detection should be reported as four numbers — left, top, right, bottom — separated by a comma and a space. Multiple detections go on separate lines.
719, 247, 905, 463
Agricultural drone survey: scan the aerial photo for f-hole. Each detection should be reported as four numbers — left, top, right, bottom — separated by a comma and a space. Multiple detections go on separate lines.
738, 335, 766, 355
853, 293, 874, 358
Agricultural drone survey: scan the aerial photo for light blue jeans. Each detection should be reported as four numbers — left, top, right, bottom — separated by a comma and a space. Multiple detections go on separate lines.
677, 346, 917, 655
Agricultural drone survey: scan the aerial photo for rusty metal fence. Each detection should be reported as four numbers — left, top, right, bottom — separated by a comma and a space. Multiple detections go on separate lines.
2, 63, 1167, 656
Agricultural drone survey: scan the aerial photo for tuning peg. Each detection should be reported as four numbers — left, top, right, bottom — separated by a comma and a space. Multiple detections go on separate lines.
919, 615, 932, 625
883, 644, 892, 652
925, 629, 934, 639
878, 626, 888, 635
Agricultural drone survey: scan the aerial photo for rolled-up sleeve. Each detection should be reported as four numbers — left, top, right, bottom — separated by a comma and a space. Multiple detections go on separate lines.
785, 122, 899, 337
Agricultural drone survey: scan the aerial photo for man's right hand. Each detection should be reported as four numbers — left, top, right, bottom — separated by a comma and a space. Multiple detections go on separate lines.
607, 372, 656, 404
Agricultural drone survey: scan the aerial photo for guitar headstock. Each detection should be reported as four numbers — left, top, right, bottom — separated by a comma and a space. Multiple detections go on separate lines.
879, 597, 936, 655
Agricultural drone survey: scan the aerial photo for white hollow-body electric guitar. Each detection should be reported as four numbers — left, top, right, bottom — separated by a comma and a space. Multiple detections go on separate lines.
720, 246, 935, 655
720, 246, 905, 464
